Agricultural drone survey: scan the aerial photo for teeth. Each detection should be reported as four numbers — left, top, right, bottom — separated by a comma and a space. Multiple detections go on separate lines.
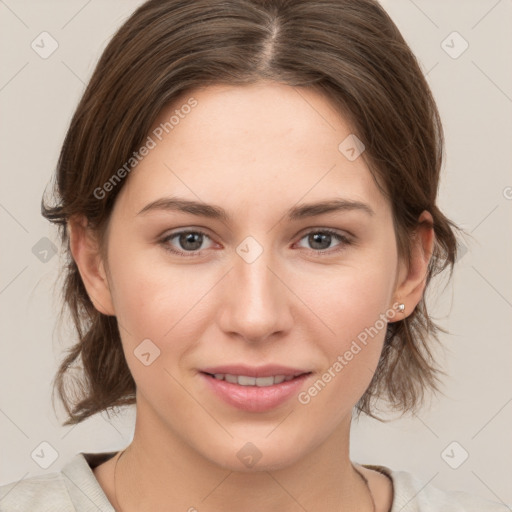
254, 376, 274, 387
238, 375, 256, 386
209, 373, 298, 387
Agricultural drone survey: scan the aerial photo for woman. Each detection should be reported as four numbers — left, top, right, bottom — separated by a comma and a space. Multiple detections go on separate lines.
0, 0, 506, 510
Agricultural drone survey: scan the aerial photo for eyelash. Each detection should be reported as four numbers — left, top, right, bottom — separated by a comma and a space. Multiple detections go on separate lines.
159, 228, 353, 258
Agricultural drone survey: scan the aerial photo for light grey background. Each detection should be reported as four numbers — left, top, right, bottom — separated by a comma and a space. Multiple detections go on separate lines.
1, 0, 511, 506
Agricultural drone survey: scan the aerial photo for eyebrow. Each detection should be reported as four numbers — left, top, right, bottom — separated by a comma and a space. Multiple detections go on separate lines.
137, 196, 375, 221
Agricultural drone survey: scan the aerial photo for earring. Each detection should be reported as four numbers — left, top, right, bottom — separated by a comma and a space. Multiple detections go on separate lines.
396, 303, 405, 314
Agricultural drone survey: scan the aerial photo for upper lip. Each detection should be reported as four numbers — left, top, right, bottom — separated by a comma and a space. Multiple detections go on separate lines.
200, 365, 311, 378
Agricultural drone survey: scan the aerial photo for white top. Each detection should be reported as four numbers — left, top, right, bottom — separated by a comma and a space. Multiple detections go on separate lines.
0, 452, 508, 511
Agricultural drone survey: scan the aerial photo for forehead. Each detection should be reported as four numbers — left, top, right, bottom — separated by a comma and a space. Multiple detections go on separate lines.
114, 82, 389, 219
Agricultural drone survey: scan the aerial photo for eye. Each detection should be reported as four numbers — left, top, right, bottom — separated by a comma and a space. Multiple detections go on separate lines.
159, 228, 352, 258
160, 230, 215, 257
295, 229, 352, 254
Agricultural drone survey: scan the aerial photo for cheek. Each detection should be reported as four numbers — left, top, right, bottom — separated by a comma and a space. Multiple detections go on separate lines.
292, 252, 396, 402
106, 259, 203, 400
295, 258, 395, 343
107, 240, 206, 335
106, 243, 221, 386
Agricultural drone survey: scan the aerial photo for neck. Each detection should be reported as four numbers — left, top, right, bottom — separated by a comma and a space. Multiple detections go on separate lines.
114, 402, 373, 512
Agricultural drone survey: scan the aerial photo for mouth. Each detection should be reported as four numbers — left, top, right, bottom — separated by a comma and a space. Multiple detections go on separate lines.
201, 372, 308, 387
199, 366, 312, 412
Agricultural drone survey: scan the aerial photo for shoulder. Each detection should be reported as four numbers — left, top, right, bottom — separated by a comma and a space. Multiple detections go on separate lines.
0, 472, 73, 512
0, 452, 116, 512
362, 464, 509, 512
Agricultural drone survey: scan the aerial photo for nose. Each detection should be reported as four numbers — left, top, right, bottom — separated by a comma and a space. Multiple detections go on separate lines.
217, 247, 294, 344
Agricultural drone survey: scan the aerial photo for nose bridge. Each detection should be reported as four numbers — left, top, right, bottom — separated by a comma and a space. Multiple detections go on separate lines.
219, 239, 291, 342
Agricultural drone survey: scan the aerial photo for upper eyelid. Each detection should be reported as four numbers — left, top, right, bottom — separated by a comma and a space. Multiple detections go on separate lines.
295, 226, 353, 240
162, 226, 350, 239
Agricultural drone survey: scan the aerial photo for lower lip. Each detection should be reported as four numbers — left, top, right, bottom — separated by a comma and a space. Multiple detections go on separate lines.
200, 372, 310, 412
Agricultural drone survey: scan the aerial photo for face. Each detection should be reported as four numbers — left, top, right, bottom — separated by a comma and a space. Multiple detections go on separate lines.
88, 82, 411, 471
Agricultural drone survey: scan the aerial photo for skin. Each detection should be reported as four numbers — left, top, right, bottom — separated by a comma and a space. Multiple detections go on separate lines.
69, 82, 434, 512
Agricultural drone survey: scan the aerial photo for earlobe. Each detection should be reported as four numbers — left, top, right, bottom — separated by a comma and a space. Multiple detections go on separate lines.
68, 216, 115, 316
391, 210, 435, 320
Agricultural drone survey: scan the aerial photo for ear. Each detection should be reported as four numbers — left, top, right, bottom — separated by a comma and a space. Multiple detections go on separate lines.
391, 210, 435, 320
68, 216, 115, 316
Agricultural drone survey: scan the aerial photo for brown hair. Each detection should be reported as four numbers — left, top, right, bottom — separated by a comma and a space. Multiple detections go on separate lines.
42, 0, 460, 425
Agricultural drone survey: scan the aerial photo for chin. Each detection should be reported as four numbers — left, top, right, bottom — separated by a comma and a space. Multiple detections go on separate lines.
196, 434, 315, 473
